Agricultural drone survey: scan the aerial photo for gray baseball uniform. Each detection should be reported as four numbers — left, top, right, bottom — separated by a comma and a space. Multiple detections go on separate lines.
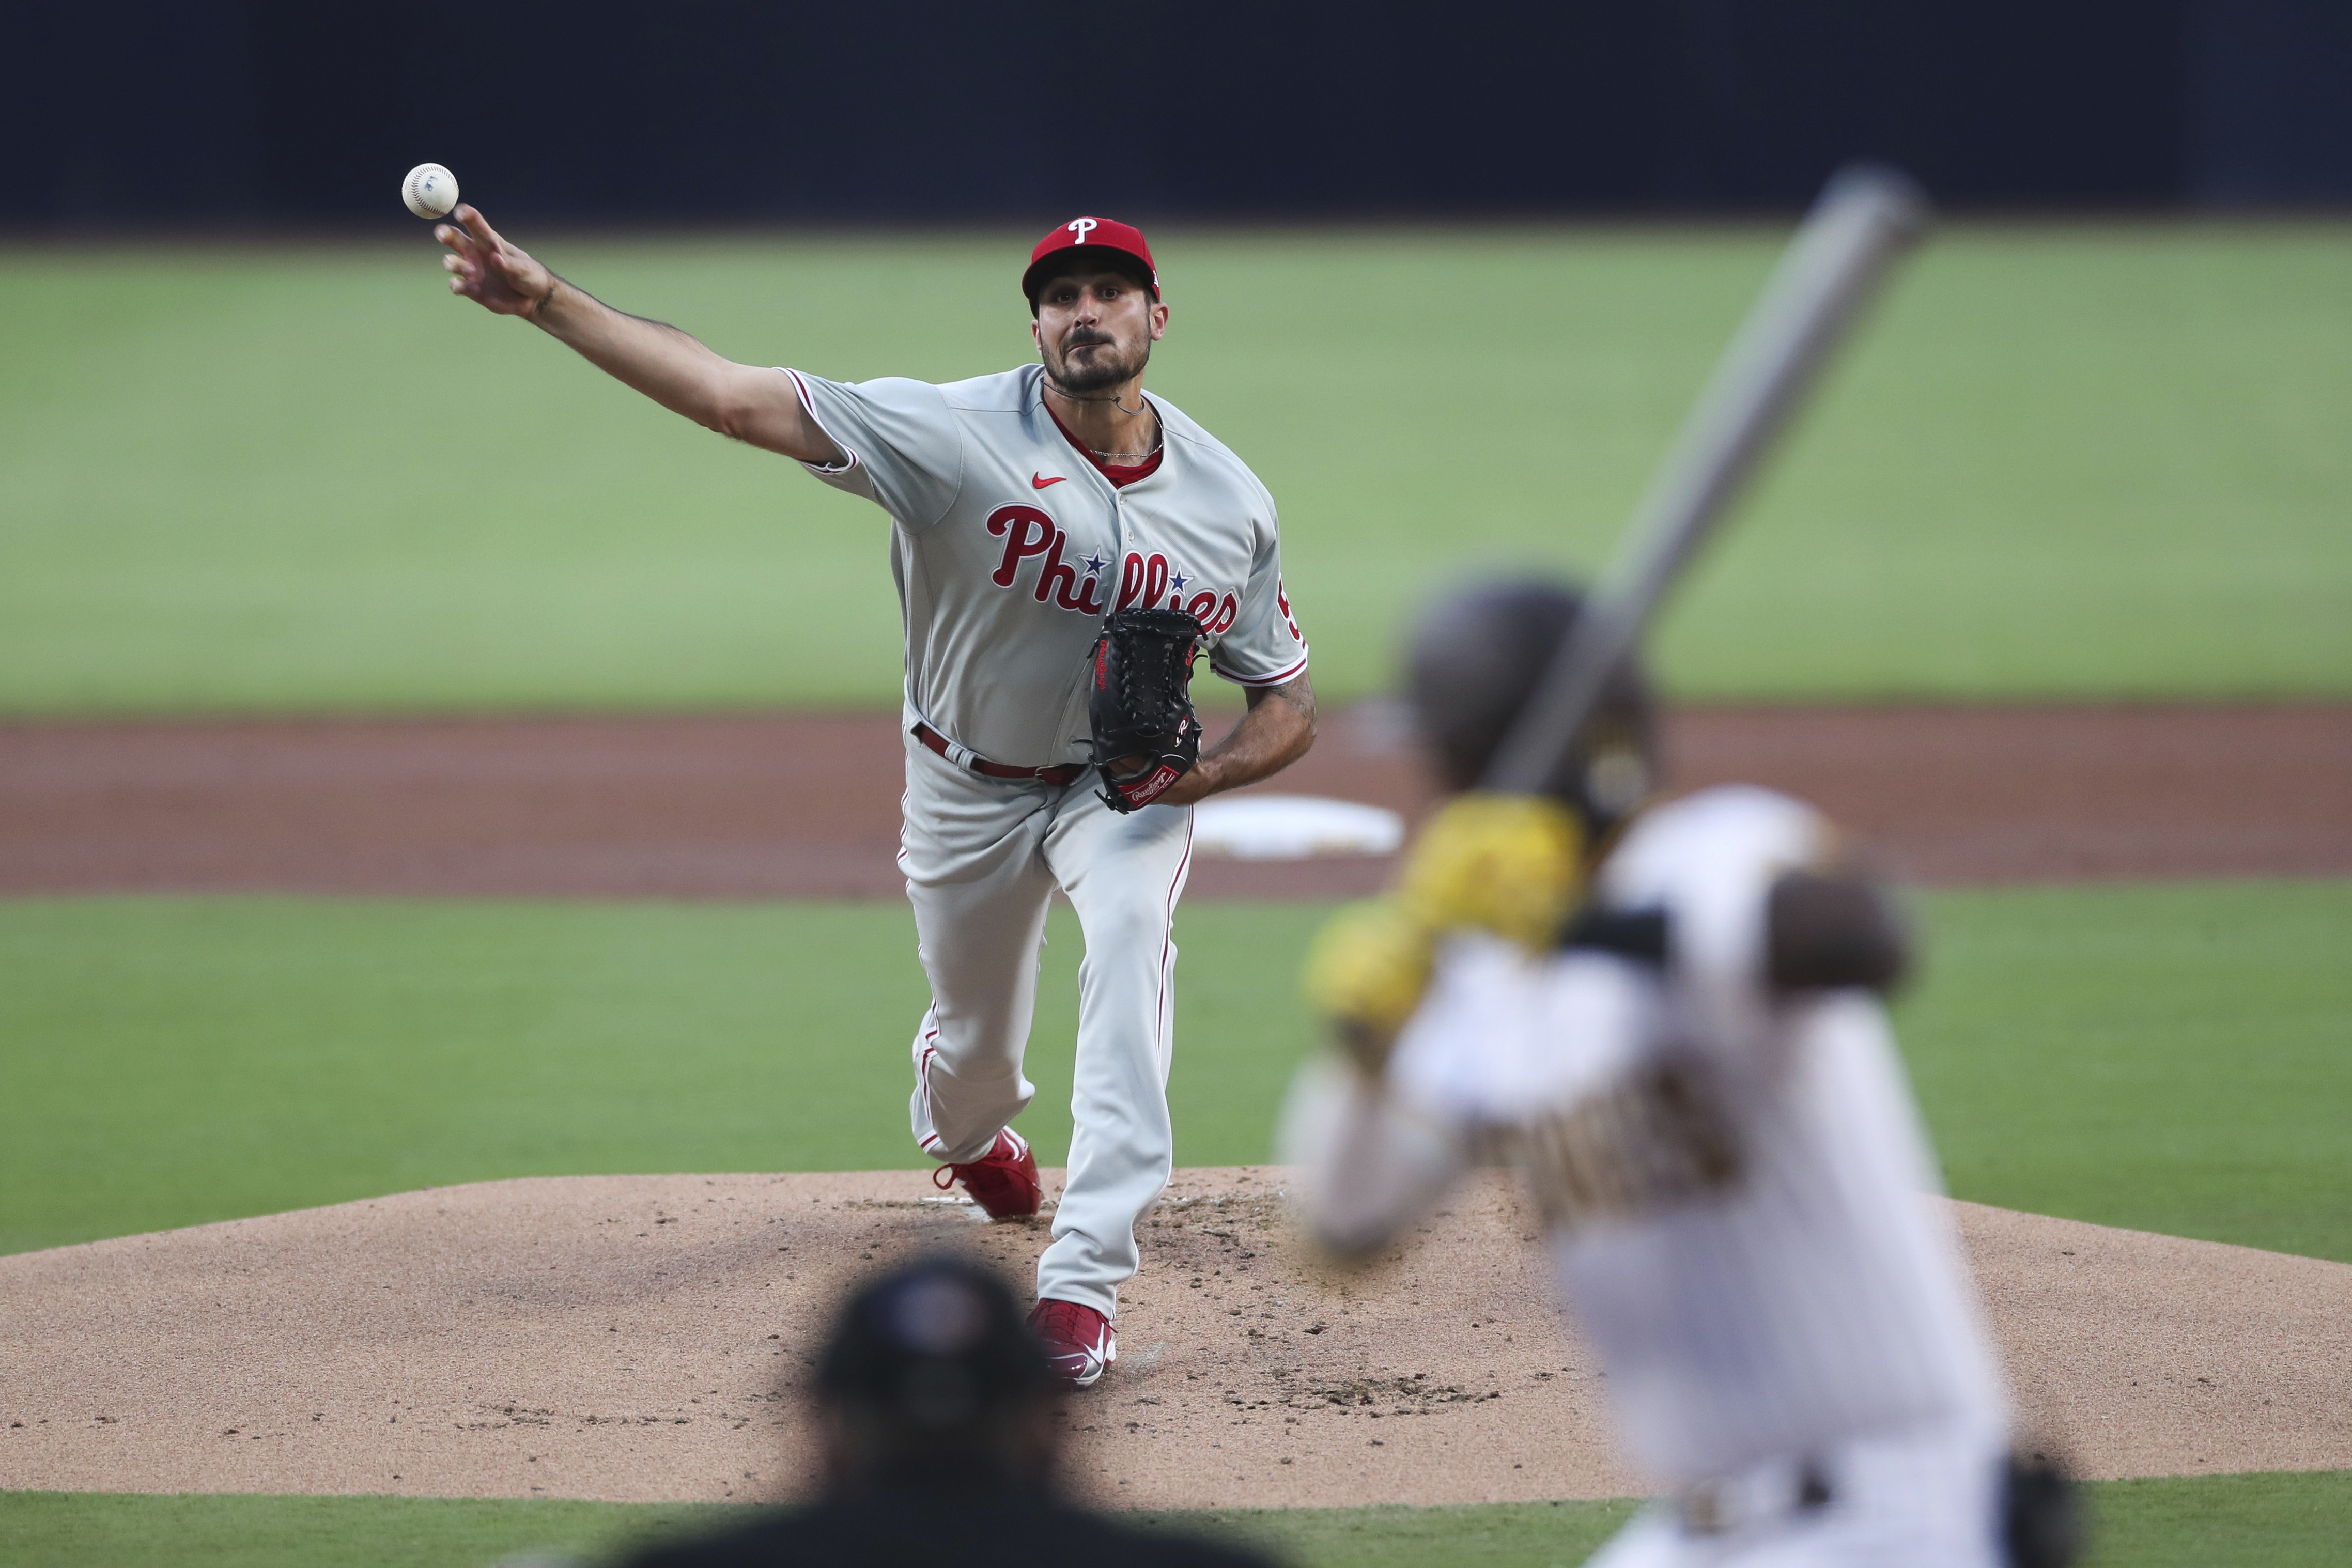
787, 362, 1307, 1316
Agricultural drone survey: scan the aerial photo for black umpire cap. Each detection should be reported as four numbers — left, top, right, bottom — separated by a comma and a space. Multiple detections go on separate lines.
816, 1255, 1056, 1452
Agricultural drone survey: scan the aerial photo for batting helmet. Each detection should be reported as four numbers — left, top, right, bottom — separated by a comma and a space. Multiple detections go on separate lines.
1404, 578, 1660, 842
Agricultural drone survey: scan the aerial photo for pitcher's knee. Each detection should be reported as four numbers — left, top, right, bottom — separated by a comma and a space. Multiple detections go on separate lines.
1074, 909, 1174, 972
924, 1024, 1030, 1078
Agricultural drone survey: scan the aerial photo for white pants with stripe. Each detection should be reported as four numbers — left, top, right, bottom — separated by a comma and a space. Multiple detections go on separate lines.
898, 733, 1194, 1317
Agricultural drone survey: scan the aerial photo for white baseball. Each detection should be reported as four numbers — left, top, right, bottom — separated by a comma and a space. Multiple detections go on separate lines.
402, 163, 459, 220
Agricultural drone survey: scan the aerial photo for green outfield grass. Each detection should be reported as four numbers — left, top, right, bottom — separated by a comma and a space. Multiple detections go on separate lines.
3, 224, 2347, 715
5, 1471, 2350, 1568
2, 880, 2346, 1263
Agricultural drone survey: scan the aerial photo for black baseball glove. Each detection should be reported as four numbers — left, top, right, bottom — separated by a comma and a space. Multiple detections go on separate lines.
1087, 607, 1205, 813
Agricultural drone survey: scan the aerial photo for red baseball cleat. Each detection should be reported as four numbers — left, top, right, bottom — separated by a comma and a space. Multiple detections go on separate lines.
932, 1127, 1041, 1220
1028, 1298, 1116, 1389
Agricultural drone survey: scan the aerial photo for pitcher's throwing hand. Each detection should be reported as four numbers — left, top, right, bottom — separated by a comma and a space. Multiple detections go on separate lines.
436, 206, 558, 318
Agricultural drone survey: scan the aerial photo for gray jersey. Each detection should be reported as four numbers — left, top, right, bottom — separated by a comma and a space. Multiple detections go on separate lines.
785, 364, 1309, 768
1384, 788, 2006, 1484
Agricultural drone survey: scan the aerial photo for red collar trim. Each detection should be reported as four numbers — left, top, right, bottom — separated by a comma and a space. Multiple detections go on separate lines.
1043, 398, 1164, 489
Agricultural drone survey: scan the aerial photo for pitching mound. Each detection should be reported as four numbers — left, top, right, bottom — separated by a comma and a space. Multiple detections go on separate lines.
3, 1169, 2347, 1510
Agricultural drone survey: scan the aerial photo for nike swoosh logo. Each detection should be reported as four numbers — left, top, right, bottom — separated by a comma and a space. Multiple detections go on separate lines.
1032, 473, 1067, 489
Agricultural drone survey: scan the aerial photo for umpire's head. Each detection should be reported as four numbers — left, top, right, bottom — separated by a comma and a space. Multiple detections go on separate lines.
814, 1254, 1061, 1498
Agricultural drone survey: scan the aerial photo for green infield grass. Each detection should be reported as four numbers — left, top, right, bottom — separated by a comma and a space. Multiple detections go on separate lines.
3, 223, 2347, 715
0, 896, 1322, 1256
1897, 879, 2352, 1265
2, 880, 2346, 1263
4, 1471, 2349, 1567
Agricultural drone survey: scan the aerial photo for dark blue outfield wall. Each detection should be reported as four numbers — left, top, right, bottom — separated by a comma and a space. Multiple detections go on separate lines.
7, 0, 2348, 226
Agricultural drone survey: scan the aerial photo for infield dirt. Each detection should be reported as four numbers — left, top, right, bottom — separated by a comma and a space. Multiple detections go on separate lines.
4, 1168, 2348, 1509
3, 703, 2346, 899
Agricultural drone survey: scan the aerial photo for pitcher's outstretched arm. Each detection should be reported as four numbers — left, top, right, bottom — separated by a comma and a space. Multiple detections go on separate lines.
435, 204, 839, 463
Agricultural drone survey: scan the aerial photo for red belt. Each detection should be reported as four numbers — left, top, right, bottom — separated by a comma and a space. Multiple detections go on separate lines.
913, 722, 1088, 788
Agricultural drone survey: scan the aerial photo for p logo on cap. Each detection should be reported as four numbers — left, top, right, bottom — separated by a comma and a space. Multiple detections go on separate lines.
1023, 215, 1159, 303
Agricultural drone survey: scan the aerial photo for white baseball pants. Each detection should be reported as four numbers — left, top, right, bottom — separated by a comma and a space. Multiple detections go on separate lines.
897, 732, 1194, 1317
1582, 1415, 2010, 1568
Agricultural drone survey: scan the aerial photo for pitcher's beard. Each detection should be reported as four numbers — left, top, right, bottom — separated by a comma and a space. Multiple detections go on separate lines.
1045, 336, 1149, 397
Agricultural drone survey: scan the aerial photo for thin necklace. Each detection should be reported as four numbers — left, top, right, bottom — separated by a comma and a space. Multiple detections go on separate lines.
1042, 371, 1150, 420
1040, 376, 1158, 461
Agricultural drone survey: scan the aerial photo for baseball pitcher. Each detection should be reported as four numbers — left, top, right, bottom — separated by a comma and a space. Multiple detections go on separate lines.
1284, 581, 2077, 1566
436, 209, 1315, 1387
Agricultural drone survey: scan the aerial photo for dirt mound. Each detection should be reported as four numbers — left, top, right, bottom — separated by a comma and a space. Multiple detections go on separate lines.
4, 704, 2345, 899
4, 1169, 2346, 1508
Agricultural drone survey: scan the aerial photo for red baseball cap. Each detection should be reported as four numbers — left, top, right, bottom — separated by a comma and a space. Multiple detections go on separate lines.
1022, 216, 1159, 304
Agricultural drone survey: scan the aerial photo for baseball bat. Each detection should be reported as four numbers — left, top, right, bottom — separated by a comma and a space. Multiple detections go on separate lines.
1481, 164, 1931, 794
